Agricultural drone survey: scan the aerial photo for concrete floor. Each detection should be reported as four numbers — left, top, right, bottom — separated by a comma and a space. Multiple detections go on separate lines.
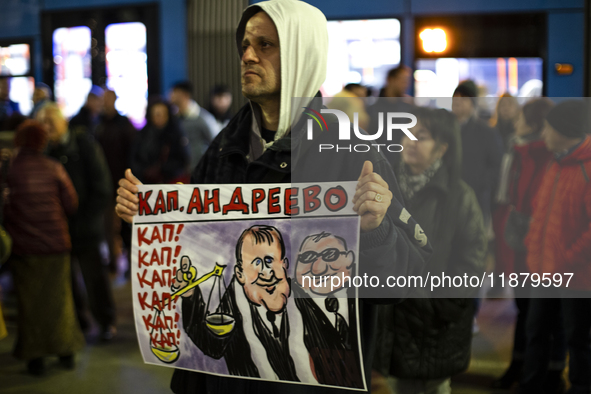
0, 272, 518, 394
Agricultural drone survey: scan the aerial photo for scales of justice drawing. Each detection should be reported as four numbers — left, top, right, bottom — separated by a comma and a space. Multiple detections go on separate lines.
149, 261, 233, 363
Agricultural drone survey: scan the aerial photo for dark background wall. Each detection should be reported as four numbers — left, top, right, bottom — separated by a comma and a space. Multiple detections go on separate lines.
0, 0, 587, 102
0, 0, 186, 96
251, 0, 586, 97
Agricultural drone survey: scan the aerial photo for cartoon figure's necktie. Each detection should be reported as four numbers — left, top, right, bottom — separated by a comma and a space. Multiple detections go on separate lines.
325, 296, 348, 344
266, 311, 280, 338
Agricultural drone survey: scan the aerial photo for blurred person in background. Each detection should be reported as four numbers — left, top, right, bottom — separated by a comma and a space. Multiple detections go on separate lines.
327, 83, 369, 130
37, 102, 116, 341
452, 80, 503, 230
490, 93, 521, 151
5, 120, 84, 375
169, 81, 217, 170
69, 85, 104, 136
207, 84, 234, 131
491, 98, 561, 390
522, 100, 591, 394
367, 65, 415, 151
30, 83, 53, 119
373, 107, 486, 394
380, 65, 412, 98
0, 78, 21, 130
490, 93, 521, 296
95, 89, 137, 274
131, 97, 190, 184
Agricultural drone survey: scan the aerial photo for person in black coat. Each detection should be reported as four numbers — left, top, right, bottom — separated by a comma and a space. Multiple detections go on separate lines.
69, 85, 104, 136
131, 97, 190, 184
452, 81, 503, 228
373, 107, 487, 393
38, 102, 116, 340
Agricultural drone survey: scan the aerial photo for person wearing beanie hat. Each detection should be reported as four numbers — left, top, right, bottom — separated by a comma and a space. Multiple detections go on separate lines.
5, 120, 84, 375
522, 99, 591, 394
452, 80, 503, 229
543, 100, 588, 153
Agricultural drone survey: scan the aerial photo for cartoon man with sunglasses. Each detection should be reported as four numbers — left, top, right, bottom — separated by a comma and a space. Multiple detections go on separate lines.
292, 231, 363, 388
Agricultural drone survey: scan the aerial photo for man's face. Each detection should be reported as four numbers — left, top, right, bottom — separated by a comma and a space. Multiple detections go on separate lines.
168, 88, 188, 109
388, 70, 410, 97
451, 93, 474, 120
150, 103, 169, 129
37, 108, 68, 143
103, 91, 117, 117
240, 12, 281, 104
87, 94, 104, 116
235, 233, 290, 312
349, 86, 367, 98
33, 87, 49, 104
212, 93, 233, 114
295, 235, 354, 295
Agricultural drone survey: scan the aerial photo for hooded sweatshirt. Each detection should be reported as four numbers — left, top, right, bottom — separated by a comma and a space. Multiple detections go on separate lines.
235, 0, 328, 159
172, 2, 431, 392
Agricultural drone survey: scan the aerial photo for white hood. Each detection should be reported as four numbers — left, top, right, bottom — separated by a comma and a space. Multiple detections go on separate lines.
236, 0, 328, 148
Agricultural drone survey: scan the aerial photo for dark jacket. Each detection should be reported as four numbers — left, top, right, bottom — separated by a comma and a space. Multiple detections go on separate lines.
46, 128, 112, 251
171, 102, 432, 394
182, 279, 298, 381
460, 116, 503, 222
292, 284, 363, 389
374, 165, 486, 379
131, 121, 190, 184
95, 113, 137, 194
5, 149, 78, 255
69, 106, 99, 135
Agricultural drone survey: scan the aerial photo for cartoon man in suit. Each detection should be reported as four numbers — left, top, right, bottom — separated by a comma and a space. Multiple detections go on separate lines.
293, 231, 364, 388
172, 225, 300, 381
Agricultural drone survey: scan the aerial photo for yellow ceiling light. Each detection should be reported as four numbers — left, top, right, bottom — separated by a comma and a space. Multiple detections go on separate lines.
419, 28, 447, 53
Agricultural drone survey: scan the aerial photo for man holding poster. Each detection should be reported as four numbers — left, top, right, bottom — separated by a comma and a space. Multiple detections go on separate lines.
116, 0, 432, 392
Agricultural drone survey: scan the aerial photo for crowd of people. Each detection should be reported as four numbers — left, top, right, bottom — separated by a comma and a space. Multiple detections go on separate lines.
0, 78, 233, 375
0, 1, 590, 394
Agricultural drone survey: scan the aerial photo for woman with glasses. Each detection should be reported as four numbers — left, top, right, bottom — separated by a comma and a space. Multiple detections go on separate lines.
373, 107, 487, 394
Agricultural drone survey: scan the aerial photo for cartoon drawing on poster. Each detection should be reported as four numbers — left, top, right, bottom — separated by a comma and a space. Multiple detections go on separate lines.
132, 183, 365, 390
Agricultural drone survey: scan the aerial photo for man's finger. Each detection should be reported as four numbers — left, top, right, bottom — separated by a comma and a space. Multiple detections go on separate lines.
357, 200, 383, 217
126, 168, 143, 186
117, 186, 140, 204
119, 178, 140, 198
356, 172, 389, 191
116, 195, 138, 212
352, 182, 390, 204
181, 256, 192, 272
357, 161, 373, 183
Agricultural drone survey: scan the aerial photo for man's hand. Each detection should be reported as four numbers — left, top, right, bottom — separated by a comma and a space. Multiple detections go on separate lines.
352, 161, 392, 232
171, 256, 195, 298
115, 169, 142, 223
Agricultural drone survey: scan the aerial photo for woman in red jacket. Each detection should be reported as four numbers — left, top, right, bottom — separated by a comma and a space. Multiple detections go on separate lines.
493, 98, 560, 389
5, 120, 84, 375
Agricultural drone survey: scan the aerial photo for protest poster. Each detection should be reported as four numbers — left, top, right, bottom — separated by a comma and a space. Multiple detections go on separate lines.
131, 182, 366, 390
